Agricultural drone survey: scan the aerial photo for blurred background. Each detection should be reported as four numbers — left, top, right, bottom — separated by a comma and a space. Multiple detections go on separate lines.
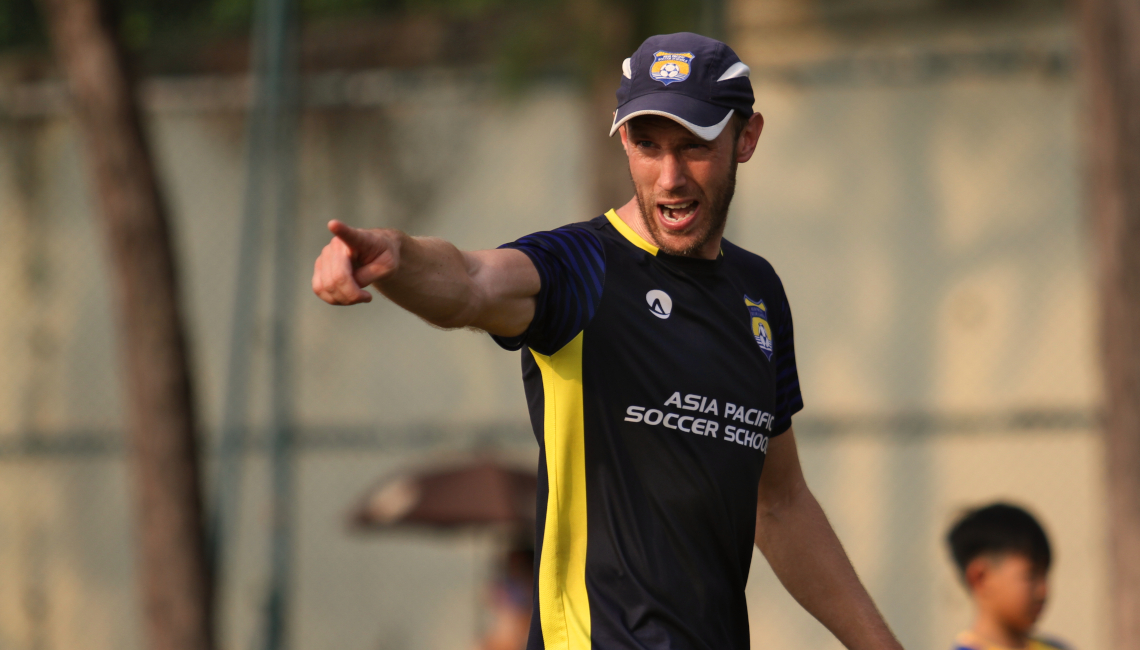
0, 1, 1105, 650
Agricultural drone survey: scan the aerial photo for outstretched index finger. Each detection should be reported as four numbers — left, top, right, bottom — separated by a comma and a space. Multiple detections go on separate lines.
327, 220, 372, 252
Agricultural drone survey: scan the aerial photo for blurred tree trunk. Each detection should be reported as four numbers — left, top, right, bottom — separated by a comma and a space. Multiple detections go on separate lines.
1077, 1, 1140, 649
580, 2, 632, 215
36, 2, 215, 650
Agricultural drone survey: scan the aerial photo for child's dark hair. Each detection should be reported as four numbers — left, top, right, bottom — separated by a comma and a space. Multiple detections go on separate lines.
946, 502, 1052, 576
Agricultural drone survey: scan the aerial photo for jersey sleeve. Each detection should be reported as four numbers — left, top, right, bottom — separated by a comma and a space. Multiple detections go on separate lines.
490, 224, 606, 356
771, 279, 803, 436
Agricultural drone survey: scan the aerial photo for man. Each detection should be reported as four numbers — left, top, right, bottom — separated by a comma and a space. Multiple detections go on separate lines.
313, 32, 901, 650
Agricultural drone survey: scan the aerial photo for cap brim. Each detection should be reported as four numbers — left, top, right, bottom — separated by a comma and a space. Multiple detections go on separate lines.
609, 93, 734, 140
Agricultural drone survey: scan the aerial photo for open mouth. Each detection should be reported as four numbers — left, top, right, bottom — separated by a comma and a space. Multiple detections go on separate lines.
657, 201, 699, 231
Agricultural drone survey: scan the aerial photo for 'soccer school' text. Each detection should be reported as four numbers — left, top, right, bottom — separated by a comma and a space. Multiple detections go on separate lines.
624, 391, 773, 452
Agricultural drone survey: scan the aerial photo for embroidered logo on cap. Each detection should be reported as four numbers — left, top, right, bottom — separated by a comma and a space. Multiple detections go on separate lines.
649, 51, 695, 85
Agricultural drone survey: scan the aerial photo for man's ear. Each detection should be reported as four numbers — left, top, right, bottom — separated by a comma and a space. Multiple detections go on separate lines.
735, 112, 765, 163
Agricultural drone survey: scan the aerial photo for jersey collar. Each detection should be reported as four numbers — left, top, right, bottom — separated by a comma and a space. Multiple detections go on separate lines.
605, 209, 658, 256
604, 208, 727, 264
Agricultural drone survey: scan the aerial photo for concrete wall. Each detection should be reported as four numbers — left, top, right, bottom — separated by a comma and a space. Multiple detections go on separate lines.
732, 3, 1101, 649
0, 80, 586, 650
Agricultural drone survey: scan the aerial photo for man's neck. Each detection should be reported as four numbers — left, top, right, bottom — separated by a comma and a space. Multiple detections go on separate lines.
614, 197, 722, 260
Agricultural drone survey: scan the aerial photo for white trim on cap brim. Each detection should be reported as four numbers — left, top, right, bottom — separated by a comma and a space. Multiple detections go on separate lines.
608, 108, 734, 140
716, 62, 751, 81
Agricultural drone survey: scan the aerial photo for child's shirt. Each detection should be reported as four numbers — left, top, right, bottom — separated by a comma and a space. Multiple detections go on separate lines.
954, 630, 1071, 650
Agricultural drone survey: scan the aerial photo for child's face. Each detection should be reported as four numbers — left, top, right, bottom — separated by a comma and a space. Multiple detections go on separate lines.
970, 553, 1049, 635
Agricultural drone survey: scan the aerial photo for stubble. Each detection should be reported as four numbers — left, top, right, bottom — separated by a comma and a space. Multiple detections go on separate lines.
634, 158, 738, 257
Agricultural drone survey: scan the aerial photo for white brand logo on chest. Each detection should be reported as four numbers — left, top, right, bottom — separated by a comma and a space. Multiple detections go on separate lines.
646, 290, 673, 319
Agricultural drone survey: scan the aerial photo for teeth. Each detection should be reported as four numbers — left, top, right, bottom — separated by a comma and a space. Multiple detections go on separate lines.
661, 201, 695, 223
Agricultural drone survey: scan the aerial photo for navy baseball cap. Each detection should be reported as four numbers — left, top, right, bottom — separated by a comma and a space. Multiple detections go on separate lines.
609, 32, 755, 141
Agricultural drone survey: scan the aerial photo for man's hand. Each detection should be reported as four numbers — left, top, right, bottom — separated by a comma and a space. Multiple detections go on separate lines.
310, 219, 540, 336
312, 220, 401, 306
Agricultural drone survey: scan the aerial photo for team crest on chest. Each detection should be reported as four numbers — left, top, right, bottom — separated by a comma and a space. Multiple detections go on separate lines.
650, 51, 695, 85
744, 296, 774, 360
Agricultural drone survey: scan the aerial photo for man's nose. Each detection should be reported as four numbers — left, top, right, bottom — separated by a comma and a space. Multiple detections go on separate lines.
658, 153, 687, 192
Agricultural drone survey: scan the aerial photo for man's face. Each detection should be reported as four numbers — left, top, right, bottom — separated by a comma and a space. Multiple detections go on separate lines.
971, 553, 1049, 636
620, 115, 748, 257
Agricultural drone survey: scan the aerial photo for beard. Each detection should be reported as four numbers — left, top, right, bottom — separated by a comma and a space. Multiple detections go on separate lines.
634, 158, 738, 257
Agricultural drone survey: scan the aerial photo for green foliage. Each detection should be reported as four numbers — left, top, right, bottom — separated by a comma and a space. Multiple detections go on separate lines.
0, 0, 46, 51
490, 0, 709, 91
622, 0, 707, 42
210, 0, 257, 30
0, 0, 711, 79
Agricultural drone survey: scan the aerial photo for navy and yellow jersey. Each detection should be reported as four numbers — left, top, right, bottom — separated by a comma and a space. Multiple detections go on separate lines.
493, 210, 803, 650
953, 631, 1073, 650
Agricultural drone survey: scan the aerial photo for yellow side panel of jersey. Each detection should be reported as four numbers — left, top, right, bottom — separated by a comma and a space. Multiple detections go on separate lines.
532, 332, 592, 650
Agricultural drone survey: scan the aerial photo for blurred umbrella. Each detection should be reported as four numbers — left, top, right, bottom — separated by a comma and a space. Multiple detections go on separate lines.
352, 459, 537, 530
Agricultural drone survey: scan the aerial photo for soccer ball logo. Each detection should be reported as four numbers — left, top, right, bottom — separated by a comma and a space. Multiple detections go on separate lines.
650, 51, 694, 85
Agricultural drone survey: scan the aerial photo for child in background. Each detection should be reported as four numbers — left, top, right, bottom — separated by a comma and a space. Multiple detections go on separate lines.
475, 543, 534, 650
946, 503, 1070, 650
